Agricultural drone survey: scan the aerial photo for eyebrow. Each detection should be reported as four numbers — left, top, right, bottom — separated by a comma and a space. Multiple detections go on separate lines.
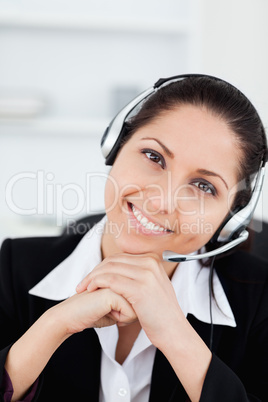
197, 169, 229, 190
141, 137, 228, 189
141, 137, 174, 158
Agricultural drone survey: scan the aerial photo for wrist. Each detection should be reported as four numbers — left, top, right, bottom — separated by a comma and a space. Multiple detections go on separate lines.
4, 305, 72, 401
151, 309, 186, 351
42, 305, 72, 343
156, 317, 211, 402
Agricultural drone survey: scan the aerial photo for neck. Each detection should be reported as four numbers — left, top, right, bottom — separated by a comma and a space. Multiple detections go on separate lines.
116, 321, 142, 365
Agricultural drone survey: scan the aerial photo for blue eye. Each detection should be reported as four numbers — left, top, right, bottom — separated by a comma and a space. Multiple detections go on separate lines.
191, 180, 217, 196
141, 149, 166, 169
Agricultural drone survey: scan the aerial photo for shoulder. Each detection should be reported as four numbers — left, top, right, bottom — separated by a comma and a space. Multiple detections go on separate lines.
215, 250, 268, 326
0, 214, 105, 291
216, 249, 268, 283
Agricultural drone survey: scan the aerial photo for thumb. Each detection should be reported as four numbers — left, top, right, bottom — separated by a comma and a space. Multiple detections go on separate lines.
107, 290, 137, 325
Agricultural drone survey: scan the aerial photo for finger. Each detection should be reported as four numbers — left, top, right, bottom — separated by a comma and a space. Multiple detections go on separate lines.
83, 288, 137, 327
86, 262, 143, 292
76, 277, 91, 293
76, 253, 163, 293
86, 272, 142, 307
76, 259, 140, 293
107, 291, 137, 324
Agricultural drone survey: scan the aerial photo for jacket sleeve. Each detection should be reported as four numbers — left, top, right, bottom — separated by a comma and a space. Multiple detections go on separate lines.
0, 239, 20, 383
200, 278, 268, 402
0, 239, 41, 402
200, 354, 260, 402
0, 367, 39, 402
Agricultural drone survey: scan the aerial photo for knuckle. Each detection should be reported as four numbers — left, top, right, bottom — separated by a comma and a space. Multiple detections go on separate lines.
142, 254, 161, 273
141, 269, 154, 283
107, 260, 118, 269
107, 273, 117, 286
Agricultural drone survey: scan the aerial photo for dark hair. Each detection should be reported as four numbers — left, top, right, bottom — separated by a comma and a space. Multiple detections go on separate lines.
122, 76, 267, 212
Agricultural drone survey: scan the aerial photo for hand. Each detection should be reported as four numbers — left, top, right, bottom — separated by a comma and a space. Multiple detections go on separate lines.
3, 287, 136, 402
76, 253, 185, 347
76, 254, 212, 402
53, 288, 137, 335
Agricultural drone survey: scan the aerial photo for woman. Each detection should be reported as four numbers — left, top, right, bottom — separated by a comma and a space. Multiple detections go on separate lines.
0, 75, 267, 402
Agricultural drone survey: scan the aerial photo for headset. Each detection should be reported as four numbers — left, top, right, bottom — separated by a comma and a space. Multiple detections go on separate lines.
101, 74, 266, 263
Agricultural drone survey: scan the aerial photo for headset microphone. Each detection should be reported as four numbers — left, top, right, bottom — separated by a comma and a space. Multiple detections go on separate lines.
162, 231, 249, 262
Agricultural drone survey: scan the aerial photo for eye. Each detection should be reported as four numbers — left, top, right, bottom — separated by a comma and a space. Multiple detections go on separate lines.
141, 148, 166, 169
191, 180, 217, 196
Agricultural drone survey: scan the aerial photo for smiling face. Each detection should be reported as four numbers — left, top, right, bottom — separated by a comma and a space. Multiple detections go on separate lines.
102, 105, 242, 274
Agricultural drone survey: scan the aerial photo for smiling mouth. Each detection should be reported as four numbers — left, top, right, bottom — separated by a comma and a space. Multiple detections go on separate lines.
129, 203, 173, 233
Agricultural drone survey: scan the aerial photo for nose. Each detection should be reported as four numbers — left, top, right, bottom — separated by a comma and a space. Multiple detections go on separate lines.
143, 172, 176, 216
142, 173, 201, 217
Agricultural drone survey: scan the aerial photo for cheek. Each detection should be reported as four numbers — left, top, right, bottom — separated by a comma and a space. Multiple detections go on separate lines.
104, 171, 120, 213
177, 199, 229, 241
175, 188, 205, 216
174, 187, 226, 219
103, 169, 138, 217
104, 158, 147, 211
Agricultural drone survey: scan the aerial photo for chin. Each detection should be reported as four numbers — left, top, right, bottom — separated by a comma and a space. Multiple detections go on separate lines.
114, 236, 160, 256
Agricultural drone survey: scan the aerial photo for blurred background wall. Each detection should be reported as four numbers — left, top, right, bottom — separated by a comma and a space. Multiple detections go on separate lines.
0, 0, 267, 242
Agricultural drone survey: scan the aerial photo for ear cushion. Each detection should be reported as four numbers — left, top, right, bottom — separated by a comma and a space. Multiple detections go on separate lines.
210, 207, 242, 244
104, 124, 129, 166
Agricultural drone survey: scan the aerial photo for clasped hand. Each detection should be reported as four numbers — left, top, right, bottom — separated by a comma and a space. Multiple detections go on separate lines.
63, 253, 183, 348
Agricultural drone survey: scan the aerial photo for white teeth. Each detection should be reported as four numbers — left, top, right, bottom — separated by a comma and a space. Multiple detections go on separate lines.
136, 213, 142, 222
140, 216, 149, 225
146, 222, 154, 230
131, 204, 167, 232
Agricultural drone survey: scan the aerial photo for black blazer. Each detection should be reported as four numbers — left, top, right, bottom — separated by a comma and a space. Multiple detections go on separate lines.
0, 215, 268, 401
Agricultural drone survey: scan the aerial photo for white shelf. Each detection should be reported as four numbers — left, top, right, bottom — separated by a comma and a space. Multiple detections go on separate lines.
0, 117, 107, 137
0, 216, 62, 243
0, 11, 191, 34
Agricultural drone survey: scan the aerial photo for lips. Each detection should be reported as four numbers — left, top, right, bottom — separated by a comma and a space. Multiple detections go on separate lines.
129, 203, 173, 233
